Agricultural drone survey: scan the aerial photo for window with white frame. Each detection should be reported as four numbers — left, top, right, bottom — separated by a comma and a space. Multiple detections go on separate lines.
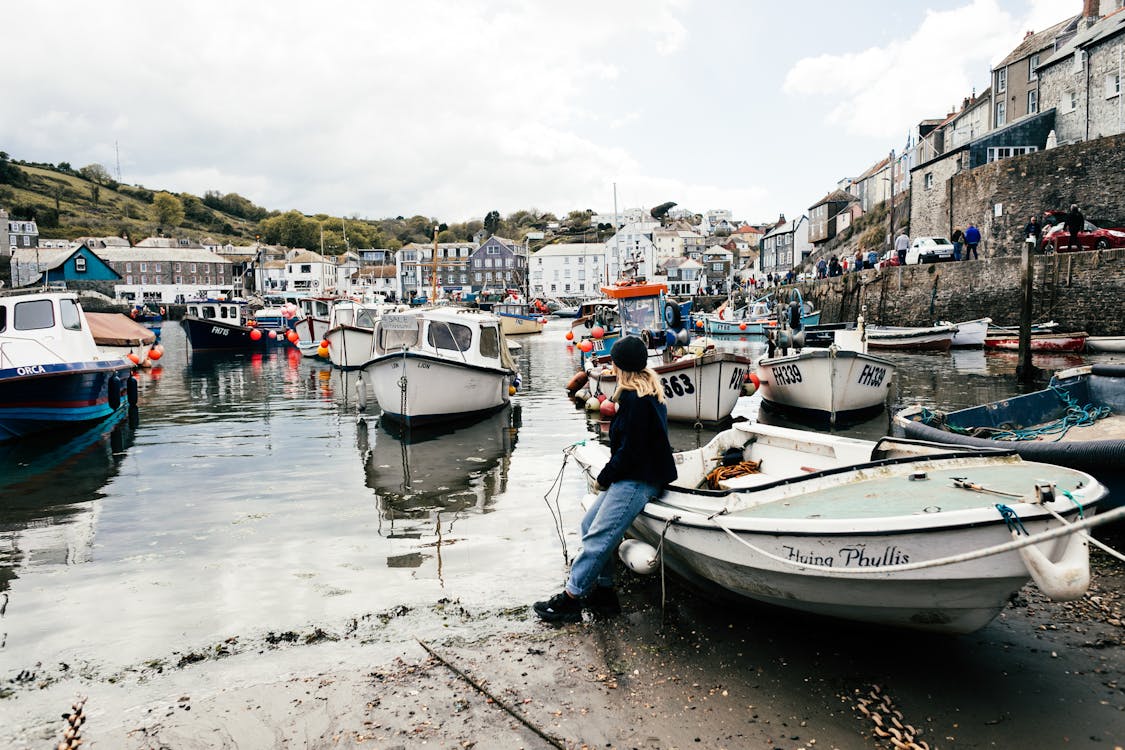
986, 145, 1038, 162
995, 101, 1006, 126
140, 262, 147, 272
997, 68, 1007, 93
1073, 49, 1085, 73
924, 172, 934, 189
1107, 72, 1121, 99
1028, 54, 1039, 81
1064, 90, 1077, 112
1028, 89, 1038, 114
486, 247, 499, 255
75, 256, 87, 272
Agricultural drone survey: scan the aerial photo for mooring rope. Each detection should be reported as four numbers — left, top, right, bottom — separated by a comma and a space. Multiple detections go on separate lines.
700, 502, 1125, 576
919, 385, 1111, 442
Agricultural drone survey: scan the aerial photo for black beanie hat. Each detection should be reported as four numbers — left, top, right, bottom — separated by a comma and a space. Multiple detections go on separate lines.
610, 336, 648, 373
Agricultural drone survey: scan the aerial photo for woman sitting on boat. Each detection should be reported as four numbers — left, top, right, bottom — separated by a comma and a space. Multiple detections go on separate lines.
533, 336, 677, 623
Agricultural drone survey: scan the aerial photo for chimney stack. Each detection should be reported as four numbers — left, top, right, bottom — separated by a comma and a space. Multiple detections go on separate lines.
1083, 0, 1099, 26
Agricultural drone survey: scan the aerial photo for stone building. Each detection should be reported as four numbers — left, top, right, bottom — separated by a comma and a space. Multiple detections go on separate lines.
807, 189, 857, 246
991, 16, 1079, 128
1036, 5, 1125, 145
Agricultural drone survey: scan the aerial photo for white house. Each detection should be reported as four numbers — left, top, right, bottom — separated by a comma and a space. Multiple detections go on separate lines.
529, 243, 606, 298
652, 227, 703, 264
604, 221, 659, 281
284, 250, 338, 295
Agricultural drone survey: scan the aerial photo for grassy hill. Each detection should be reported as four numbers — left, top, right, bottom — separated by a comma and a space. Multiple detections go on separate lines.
1, 162, 260, 244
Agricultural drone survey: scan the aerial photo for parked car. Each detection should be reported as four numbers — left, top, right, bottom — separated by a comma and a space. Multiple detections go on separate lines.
876, 250, 900, 270
1041, 220, 1125, 253
906, 237, 957, 264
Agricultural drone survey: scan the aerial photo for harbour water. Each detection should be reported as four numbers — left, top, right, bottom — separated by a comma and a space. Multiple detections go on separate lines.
1, 318, 1123, 744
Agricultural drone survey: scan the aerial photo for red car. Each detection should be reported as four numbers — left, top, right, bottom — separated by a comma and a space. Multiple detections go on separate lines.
1041, 220, 1125, 252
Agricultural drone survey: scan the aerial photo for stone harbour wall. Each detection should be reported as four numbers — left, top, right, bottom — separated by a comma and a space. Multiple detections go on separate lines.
790, 247, 1125, 336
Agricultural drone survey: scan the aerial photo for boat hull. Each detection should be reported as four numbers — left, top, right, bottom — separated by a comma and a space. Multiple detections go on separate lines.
181, 317, 274, 351
703, 310, 821, 336
866, 326, 955, 351
325, 325, 375, 369
363, 352, 512, 426
756, 349, 895, 427
984, 332, 1088, 352
587, 351, 752, 424
0, 361, 133, 441
499, 314, 544, 336
945, 317, 992, 347
1086, 336, 1125, 352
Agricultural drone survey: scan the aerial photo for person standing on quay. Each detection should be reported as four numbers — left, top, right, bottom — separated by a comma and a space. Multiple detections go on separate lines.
1065, 203, 1084, 252
951, 227, 964, 261
1024, 215, 1042, 253
895, 228, 910, 266
533, 336, 677, 623
963, 223, 981, 260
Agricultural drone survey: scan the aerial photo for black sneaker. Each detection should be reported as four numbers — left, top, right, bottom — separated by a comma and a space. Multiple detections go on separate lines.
583, 586, 621, 618
533, 591, 583, 623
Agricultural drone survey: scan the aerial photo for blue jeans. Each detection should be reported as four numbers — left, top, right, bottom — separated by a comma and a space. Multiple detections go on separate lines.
566, 479, 661, 597
952, 241, 962, 261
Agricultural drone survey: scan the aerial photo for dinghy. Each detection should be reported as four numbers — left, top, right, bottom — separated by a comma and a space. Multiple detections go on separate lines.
570, 422, 1116, 634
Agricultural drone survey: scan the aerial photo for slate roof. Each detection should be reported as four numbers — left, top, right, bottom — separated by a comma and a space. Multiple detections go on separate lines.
997, 16, 1077, 68
1040, 8, 1125, 70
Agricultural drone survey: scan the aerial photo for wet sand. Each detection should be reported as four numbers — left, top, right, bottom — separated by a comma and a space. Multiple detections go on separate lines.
12, 550, 1122, 750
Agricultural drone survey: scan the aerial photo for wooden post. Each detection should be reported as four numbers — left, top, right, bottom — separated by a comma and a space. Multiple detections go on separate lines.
1017, 238, 1036, 381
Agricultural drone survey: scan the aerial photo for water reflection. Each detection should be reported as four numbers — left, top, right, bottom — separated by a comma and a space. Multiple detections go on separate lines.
0, 410, 135, 595
357, 406, 521, 553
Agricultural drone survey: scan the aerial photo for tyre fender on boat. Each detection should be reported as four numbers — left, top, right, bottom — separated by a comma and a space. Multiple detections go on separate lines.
664, 301, 682, 328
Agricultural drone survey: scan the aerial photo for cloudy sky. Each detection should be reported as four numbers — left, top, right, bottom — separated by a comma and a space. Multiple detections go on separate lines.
3, 0, 1078, 225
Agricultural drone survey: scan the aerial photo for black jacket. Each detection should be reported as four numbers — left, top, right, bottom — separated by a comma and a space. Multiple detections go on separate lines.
596, 389, 678, 489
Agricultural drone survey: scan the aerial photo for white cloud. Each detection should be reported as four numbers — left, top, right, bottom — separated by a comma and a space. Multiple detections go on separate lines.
2, 0, 695, 222
782, 0, 1078, 140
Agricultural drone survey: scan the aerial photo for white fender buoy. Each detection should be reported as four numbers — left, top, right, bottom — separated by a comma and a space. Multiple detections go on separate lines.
356, 376, 368, 412
618, 538, 659, 575
585, 396, 602, 411
1018, 532, 1090, 601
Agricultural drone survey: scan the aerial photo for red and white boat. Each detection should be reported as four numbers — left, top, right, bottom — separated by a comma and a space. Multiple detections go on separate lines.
984, 330, 1088, 352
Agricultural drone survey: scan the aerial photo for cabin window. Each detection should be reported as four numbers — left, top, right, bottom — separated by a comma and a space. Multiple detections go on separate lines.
203, 307, 217, 320
14, 299, 55, 330
0, 306, 6, 333
479, 326, 500, 358
60, 298, 83, 330
427, 321, 473, 352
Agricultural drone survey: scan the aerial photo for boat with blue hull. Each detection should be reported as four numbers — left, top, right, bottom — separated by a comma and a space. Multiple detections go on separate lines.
894, 364, 1125, 507
0, 291, 135, 441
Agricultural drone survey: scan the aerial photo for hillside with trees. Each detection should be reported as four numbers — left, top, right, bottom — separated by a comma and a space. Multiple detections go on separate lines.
0, 152, 606, 255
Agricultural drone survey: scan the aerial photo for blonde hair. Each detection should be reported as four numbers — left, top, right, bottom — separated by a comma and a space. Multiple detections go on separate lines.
616, 367, 665, 402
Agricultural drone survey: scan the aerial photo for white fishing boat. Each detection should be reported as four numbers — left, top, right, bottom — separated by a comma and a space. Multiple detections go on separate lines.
583, 345, 753, 425
756, 325, 895, 427
571, 422, 1117, 634
866, 323, 957, 351
324, 299, 405, 369
85, 312, 160, 367
493, 301, 545, 336
938, 317, 992, 348
1085, 335, 1125, 353
361, 308, 519, 425
292, 296, 338, 357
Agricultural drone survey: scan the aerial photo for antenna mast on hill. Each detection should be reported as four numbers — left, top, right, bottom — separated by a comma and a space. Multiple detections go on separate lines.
114, 141, 122, 182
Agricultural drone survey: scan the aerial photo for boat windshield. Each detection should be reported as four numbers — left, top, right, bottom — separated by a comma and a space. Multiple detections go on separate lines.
620, 296, 661, 331
427, 321, 473, 352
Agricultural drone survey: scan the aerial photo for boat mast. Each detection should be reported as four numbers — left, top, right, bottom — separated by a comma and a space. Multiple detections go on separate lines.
431, 225, 439, 303
612, 182, 618, 284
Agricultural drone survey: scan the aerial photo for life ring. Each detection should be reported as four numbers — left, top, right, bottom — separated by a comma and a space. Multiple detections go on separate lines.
312, 279, 320, 289
663, 301, 682, 328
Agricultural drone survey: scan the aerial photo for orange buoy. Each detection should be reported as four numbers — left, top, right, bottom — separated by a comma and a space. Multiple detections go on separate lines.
565, 330, 574, 341
739, 322, 747, 331
320, 339, 330, 348
127, 352, 141, 365
599, 399, 616, 417
249, 329, 263, 341
591, 326, 605, 339
579, 340, 594, 353
286, 330, 299, 343
316, 346, 329, 358
148, 347, 163, 361
565, 370, 588, 394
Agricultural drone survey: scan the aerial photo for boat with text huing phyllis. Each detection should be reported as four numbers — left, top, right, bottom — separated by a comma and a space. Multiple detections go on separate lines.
571, 421, 1114, 634
0, 291, 135, 441
361, 308, 519, 425
756, 325, 896, 427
